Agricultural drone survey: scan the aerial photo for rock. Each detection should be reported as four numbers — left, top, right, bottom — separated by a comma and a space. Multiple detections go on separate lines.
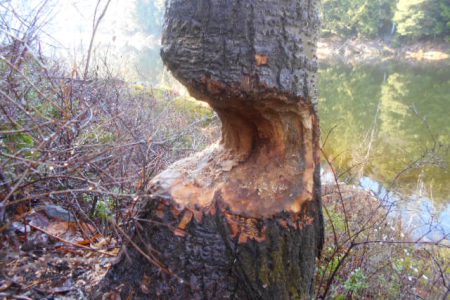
44, 205, 75, 222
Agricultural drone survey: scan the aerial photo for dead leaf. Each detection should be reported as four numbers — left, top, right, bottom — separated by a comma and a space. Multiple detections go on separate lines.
46, 221, 77, 237
140, 275, 151, 294
76, 238, 92, 246
55, 246, 82, 255
106, 248, 120, 257
125, 290, 135, 300
78, 222, 97, 236
15, 204, 29, 217
0, 280, 12, 292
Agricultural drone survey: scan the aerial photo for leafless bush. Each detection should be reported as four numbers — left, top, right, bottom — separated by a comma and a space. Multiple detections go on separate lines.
316, 144, 449, 299
0, 1, 219, 239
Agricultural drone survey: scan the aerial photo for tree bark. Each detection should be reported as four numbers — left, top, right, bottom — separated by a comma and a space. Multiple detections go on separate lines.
95, 0, 323, 299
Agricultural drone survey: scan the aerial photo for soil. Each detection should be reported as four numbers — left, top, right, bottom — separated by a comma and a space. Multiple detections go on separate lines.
0, 209, 119, 300
1, 182, 447, 299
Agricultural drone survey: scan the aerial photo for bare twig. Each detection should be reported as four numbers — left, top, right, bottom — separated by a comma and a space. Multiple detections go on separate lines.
83, 0, 112, 80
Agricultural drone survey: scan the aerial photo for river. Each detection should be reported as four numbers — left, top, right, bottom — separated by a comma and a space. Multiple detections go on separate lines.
320, 61, 450, 242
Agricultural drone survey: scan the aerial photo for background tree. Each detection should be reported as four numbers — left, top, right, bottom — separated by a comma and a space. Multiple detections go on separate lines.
321, 0, 396, 38
321, 0, 450, 40
394, 0, 450, 39
133, 0, 164, 36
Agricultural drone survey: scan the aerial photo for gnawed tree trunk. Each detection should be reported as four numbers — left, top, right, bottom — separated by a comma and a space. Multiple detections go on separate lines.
95, 0, 323, 299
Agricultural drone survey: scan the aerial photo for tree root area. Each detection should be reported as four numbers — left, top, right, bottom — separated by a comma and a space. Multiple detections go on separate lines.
94, 194, 323, 300
0, 238, 113, 299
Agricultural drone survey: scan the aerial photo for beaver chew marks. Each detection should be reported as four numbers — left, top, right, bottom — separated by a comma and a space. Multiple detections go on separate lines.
157, 0, 321, 218
95, 1, 324, 299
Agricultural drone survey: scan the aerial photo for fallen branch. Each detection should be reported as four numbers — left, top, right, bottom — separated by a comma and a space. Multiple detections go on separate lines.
29, 223, 117, 257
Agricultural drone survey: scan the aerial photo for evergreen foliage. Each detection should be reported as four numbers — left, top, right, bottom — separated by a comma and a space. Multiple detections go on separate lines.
394, 0, 450, 39
321, 0, 395, 38
321, 0, 450, 40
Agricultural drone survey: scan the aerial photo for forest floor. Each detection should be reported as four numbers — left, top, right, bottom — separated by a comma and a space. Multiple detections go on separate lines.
318, 36, 450, 64
0, 207, 118, 299
1, 182, 448, 299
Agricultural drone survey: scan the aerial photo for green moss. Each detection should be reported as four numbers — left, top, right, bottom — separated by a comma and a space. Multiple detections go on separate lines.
133, 84, 145, 92
324, 207, 347, 233
80, 124, 116, 144
151, 88, 166, 99
258, 255, 270, 285
271, 241, 285, 282
2, 131, 34, 155
172, 97, 213, 120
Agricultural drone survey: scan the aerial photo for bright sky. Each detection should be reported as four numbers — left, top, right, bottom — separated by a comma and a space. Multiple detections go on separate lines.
50, 1, 158, 52
8, 0, 161, 57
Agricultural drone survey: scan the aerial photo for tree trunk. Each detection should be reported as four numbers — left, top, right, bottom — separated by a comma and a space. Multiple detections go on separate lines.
95, 0, 323, 299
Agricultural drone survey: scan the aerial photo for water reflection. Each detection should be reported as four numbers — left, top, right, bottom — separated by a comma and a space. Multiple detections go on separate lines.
319, 61, 450, 203
359, 176, 449, 242
319, 62, 450, 240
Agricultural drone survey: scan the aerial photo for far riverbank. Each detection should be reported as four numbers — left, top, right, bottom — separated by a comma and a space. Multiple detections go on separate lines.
318, 37, 450, 64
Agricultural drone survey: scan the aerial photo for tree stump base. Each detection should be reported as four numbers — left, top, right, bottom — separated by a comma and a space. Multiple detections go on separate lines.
96, 190, 322, 299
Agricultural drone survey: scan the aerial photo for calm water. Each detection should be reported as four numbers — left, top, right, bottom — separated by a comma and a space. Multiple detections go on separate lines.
319, 61, 450, 240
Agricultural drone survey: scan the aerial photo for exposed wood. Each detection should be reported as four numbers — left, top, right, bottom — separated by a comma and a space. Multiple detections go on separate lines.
95, 0, 323, 299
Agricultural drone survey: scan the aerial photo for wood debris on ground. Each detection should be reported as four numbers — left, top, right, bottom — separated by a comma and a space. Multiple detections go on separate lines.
0, 204, 120, 299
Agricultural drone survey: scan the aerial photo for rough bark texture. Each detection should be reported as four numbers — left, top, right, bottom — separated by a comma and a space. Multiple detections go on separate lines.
95, 0, 323, 299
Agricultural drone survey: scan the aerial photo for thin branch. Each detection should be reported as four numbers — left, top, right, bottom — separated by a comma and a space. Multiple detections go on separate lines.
83, 0, 112, 80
